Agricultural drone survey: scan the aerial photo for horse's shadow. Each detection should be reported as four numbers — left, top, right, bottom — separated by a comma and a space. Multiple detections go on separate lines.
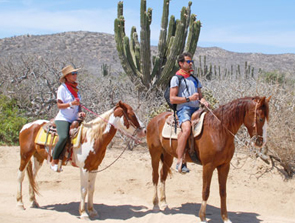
163, 203, 262, 223
41, 202, 262, 222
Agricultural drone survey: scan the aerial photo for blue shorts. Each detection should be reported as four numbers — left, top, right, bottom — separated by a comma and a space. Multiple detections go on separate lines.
177, 106, 199, 127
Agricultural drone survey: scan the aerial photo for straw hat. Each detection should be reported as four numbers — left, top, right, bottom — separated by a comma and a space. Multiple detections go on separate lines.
59, 65, 81, 83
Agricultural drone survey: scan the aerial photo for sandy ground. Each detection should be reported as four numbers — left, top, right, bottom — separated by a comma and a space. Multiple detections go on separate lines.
0, 145, 294, 223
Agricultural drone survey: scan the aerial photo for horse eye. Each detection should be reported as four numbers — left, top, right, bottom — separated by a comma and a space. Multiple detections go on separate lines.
259, 118, 263, 122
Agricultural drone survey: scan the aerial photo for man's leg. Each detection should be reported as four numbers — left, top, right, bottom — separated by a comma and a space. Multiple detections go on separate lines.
176, 121, 191, 172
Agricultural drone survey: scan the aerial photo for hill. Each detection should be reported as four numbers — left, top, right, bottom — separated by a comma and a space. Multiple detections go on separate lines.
0, 31, 294, 76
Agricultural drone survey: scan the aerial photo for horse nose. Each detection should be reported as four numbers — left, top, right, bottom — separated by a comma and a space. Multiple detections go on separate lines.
256, 138, 263, 147
139, 128, 147, 138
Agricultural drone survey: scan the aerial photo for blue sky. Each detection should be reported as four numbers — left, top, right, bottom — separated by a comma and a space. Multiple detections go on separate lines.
0, 0, 294, 54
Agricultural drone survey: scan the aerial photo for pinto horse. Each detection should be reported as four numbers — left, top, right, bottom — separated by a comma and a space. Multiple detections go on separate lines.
146, 96, 270, 223
17, 101, 146, 219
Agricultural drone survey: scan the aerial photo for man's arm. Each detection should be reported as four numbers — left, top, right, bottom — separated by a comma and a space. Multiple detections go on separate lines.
170, 87, 188, 104
197, 88, 209, 107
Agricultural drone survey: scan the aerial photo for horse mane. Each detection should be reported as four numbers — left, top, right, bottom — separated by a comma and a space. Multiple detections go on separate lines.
206, 96, 260, 130
82, 108, 114, 142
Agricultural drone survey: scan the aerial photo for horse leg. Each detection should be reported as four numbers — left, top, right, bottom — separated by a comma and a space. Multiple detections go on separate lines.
87, 172, 99, 218
16, 167, 26, 210
149, 147, 162, 210
28, 154, 44, 208
217, 163, 232, 223
159, 153, 173, 210
199, 164, 215, 223
17, 147, 35, 210
79, 168, 89, 219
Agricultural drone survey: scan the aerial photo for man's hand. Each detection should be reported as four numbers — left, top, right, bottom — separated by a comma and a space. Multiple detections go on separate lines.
200, 98, 209, 107
190, 93, 200, 101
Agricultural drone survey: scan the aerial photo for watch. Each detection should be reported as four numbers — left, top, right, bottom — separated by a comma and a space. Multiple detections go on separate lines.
185, 97, 190, 102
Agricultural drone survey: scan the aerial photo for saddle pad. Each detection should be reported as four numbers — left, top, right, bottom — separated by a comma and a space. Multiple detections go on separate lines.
72, 124, 83, 149
35, 127, 58, 146
162, 112, 206, 139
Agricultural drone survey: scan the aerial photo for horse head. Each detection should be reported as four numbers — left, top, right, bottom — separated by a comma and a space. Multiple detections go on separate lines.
244, 96, 271, 148
113, 101, 146, 138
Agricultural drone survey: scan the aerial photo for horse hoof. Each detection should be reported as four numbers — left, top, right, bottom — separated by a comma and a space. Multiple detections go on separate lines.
80, 213, 90, 220
152, 205, 160, 212
17, 204, 25, 210
89, 209, 99, 218
30, 201, 40, 208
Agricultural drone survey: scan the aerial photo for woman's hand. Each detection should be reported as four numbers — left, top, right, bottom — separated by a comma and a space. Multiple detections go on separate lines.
72, 98, 80, 106
78, 112, 86, 118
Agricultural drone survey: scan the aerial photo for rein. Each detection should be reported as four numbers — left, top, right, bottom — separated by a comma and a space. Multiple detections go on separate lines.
80, 104, 142, 173
201, 100, 260, 148
81, 105, 142, 144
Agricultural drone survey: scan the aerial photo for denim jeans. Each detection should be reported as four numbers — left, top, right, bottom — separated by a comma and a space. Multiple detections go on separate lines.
177, 106, 199, 127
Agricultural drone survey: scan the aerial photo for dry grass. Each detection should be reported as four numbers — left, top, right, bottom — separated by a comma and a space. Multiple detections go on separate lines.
0, 55, 294, 178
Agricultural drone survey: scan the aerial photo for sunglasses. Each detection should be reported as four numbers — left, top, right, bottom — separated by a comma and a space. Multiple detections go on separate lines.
185, 60, 194, 64
71, 71, 78, 75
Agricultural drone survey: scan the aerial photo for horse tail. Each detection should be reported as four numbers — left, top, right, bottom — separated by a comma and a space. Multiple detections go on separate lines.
26, 160, 40, 195
160, 154, 172, 176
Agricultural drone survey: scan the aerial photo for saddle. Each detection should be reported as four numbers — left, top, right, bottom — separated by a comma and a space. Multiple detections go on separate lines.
162, 109, 206, 139
162, 109, 206, 165
35, 118, 84, 166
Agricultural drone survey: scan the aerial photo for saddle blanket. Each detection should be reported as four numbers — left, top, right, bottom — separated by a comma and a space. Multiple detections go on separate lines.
72, 124, 83, 149
35, 124, 83, 148
35, 127, 58, 146
162, 112, 206, 139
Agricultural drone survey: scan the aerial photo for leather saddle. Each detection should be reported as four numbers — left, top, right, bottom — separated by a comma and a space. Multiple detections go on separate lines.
35, 118, 84, 165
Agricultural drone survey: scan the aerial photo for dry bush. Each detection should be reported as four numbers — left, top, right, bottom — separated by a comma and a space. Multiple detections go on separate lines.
200, 73, 295, 178
1, 55, 294, 178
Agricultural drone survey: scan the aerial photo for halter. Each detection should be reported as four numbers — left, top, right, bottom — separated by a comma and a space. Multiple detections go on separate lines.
201, 99, 264, 147
81, 105, 142, 144
121, 108, 144, 137
250, 100, 264, 146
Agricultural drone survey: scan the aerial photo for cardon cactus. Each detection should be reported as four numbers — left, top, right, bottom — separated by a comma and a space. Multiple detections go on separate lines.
114, 0, 201, 89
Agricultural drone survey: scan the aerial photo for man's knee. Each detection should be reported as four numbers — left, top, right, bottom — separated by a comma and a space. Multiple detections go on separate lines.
181, 121, 192, 135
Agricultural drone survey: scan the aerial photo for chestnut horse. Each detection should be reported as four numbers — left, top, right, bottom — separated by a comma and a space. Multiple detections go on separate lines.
146, 96, 270, 223
17, 101, 146, 219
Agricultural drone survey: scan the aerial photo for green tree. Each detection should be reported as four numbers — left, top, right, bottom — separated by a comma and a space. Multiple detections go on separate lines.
0, 95, 29, 145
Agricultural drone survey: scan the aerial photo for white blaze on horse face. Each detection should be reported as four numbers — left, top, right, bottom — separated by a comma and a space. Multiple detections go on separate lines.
135, 113, 144, 128
104, 113, 136, 135
20, 120, 48, 133
119, 116, 137, 135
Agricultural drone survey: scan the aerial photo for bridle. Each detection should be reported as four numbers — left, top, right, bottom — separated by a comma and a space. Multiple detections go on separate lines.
121, 108, 144, 137
201, 99, 264, 147
81, 104, 142, 144
250, 101, 264, 146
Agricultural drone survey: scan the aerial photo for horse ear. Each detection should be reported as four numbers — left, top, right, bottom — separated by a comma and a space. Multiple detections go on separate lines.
266, 96, 272, 103
117, 101, 123, 107
258, 97, 266, 107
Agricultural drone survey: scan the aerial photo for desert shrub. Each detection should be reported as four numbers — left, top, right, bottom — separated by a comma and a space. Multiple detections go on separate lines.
0, 53, 294, 177
259, 71, 286, 85
0, 95, 29, 145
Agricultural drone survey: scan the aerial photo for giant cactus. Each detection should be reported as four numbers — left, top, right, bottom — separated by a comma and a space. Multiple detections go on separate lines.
114, 0, 201, 89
